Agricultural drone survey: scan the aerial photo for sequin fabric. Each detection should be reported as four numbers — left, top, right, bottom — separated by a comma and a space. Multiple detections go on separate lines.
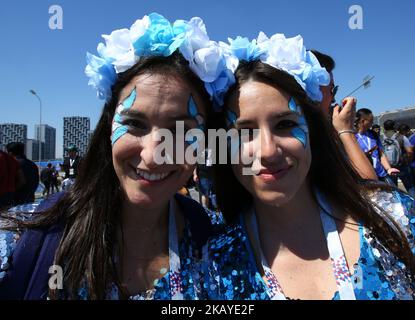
73, 219, 203, 300
202, 190, 415, 300
0, 200, 213, 300
0, 205, 35, 283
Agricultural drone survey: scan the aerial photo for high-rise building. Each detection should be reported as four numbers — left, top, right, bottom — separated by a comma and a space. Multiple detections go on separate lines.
25, 138, 44, 161
63, 117, 90, 157
35, 124, 56, 160
0, 123, 27, 151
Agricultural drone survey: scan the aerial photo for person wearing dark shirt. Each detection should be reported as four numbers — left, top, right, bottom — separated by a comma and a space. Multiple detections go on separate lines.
63, 146, 82, 179
6, 142, 39, 204
0, 150, 25, 207
40, 163, 53, 197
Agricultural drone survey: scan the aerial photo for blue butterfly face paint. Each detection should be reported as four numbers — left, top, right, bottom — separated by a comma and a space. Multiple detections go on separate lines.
111, 88, 137, 145
288, 97, 298, 113
291, 127, 308, 149
288, 97, 309, 149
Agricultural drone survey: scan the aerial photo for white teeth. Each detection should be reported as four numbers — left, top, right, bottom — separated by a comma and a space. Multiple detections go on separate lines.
136, 169, 169, 181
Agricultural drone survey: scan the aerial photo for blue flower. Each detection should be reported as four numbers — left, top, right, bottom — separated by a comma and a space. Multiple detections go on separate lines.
133, 13, 188, 57
228, 36, 264, 62
85, 52, 116, 101
205, 68, 235, 110
297, 51, 330, 102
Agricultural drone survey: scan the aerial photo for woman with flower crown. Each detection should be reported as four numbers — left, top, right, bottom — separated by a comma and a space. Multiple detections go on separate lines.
0, 13, 232, 300
201, 33, 415, 300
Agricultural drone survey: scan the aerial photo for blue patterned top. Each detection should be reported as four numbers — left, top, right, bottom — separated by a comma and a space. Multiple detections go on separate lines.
0, 197, 222, 300
200, 190, 415, 300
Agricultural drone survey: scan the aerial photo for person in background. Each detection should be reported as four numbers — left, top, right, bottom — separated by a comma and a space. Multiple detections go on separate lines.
50, 165, 60, 194
62, 146, 82, 191
63, 146, 82, 180
311, 50, 377, 180
6, 142, 39, 204
381, 120, 414, 194
0, 150, 25, 208
398, 123, 415, 195
371, 124, 381, 137
40, 163, 53, 197
355, 108, 399, 184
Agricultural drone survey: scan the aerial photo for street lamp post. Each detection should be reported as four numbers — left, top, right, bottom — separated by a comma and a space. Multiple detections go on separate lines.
30, 90, 42, 164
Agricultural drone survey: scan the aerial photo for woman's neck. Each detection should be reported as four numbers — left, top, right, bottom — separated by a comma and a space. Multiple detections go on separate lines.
252, 183, 328, 260
121, 202, 169, 240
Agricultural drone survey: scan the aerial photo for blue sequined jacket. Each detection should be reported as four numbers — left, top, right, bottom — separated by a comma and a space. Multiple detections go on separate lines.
0, 193, 219, 300
200, 190, 415, 300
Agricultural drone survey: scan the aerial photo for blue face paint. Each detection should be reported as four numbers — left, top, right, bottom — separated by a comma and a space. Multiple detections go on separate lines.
111, 88, 137, 145
187, 95, 205, 131
287, 97, 309, 149
226, 110, 237, 127
111, 126, 129, 145
288, 97, 298, 113
291, 127, 308, 148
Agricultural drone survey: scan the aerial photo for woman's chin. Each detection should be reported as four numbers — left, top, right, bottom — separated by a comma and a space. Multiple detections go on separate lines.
256, 190, 293, 207
125, 192, 168, 209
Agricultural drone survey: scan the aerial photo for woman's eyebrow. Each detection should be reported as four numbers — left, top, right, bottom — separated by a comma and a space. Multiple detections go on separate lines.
235, 111, 297, 126
167, 114, 200, 122
120, 109, 147, 119
119, 110, 201, 125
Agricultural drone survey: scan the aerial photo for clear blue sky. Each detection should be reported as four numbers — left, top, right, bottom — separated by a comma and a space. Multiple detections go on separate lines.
1, 0, 414, 158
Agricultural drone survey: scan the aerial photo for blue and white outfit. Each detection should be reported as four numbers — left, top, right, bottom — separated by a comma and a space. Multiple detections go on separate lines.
355, 131, 387, 179
201, 189, 415, 300
0, 193, 218, 300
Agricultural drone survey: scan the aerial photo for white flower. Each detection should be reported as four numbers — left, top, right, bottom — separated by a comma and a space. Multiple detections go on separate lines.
130, 15, 151, 43
257, 32, 330, 101
219, 41, 239, 73
261, 33, 307, 79
97, 28, 136, 73
191, 43, 224, 82
179, 17, 213, 80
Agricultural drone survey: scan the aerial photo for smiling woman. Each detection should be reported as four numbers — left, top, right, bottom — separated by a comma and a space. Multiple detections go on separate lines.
0, 13, 232, 300
203, 33, 415, 300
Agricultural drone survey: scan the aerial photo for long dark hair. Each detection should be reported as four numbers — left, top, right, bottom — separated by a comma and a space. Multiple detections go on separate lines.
1, 52, 211, 299
213, 60, 415, 276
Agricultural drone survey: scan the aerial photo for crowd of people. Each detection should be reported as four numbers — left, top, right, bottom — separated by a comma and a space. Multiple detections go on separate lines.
0, 144, 83, 209
0, 13, 413, 300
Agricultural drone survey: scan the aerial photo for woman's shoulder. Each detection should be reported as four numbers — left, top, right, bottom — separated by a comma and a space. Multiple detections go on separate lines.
367, 189, 415, 241
0, 194, 66, 290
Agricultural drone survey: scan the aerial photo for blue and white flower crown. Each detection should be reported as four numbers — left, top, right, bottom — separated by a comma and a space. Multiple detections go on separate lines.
85, 13, 236, 109
223, 32, 330, 102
